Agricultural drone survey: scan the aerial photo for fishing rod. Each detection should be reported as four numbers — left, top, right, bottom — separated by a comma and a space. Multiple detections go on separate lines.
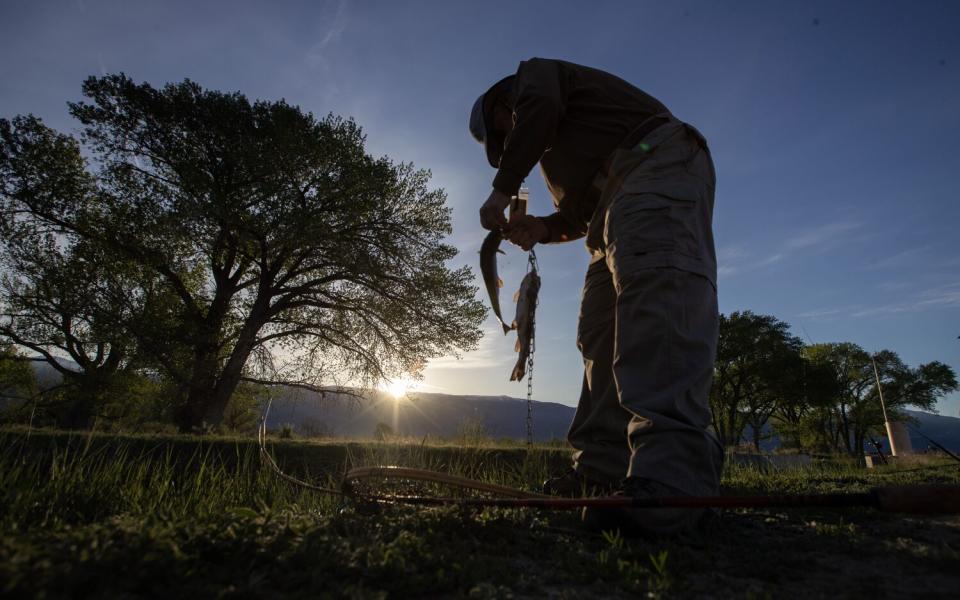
342, 466, 960, 514
258, 398, 346, 496
905, 423, 960, 464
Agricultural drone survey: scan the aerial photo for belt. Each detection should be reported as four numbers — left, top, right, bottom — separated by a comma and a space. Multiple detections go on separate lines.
598, 114, 671, 179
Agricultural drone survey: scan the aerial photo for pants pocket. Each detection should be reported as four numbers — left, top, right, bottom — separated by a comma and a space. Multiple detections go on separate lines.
604, 193, 700, 260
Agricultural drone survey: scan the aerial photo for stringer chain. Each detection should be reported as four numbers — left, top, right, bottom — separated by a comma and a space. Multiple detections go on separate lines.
526, 249, 539, 448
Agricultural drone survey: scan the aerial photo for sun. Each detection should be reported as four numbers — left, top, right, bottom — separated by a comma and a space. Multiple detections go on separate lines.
382, 377, 417, 400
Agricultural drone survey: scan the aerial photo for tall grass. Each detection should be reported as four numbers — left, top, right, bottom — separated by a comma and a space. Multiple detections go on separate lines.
0, 429, 571, 532
4, 427, 955, 535
347, 439, 564, 491
722, 455, 960, 495
0, 431, 339, 531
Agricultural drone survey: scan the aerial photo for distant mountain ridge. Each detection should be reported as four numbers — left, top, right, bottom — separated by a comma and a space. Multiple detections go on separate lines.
264, 389, 577, 442
16, 361, 960, 451
266, 388, 960, 452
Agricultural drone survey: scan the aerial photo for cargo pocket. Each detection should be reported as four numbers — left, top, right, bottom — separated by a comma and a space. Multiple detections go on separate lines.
604, 192, 700, 261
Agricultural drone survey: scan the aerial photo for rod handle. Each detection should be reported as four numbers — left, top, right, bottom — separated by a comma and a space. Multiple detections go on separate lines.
873, 485, 960, 514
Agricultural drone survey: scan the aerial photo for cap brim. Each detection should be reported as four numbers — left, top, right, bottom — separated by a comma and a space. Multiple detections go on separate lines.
479, 75, 514, 169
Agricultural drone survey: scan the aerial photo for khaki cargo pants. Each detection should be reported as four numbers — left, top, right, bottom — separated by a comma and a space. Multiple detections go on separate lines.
569, 118, 724, 497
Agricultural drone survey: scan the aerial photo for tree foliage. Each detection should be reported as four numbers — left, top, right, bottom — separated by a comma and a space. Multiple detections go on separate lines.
0, 204, 175, 427
0, 344, 37, 407
769, 347, 841, 451
710, 311, 803, 449
801, 343, 957, 455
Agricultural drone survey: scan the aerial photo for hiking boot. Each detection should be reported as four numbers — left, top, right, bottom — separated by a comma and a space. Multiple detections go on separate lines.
581, 477, 709, 537
542, 468, 617, 498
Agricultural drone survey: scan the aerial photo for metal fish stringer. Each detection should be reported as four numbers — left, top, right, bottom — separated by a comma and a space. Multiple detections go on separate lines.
525, 249, 538, 448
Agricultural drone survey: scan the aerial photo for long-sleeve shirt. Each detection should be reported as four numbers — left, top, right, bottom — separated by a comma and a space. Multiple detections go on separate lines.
492, 58, 670, 242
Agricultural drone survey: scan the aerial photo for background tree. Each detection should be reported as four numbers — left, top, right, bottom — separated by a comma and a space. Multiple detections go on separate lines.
0, 118, 174, 426
0, 119, 176, 427
221, 382, 265, 433
1, 75, 485, 432
740, 328, 804, 451
373, 421, 394, 442
768, 349, 840, 451
801, 343, 957, 455
710, 311, 803, 449
0, 344, 37, 415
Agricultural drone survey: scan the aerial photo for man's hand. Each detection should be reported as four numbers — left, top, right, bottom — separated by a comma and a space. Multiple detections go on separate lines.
504, 214, 549, 251
479, 189, 511, 231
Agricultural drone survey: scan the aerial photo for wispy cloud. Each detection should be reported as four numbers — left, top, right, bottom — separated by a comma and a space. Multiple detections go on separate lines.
716, 245, 745, 276
877, 280, 913, 292
851, 283, 960, 317
866, 245, 932, 271
796, 307, 846, 319
783, 221, 862, 250
717, 264, 739, 276
424, 323, 516, 371
717, 245, 782, 277
718, 245, 748, 262
917, 288, 960, 308
938, 256, 960, 269
719, 220, 865, 278
798, 283, 960, 320
305, 0, 349, 69
755, 253, 783, 267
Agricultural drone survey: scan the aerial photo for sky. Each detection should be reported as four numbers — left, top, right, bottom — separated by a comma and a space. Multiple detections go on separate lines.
1, 0, 958, 415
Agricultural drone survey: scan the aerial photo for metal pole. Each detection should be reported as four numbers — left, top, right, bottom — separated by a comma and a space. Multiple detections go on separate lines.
872, 357, 898, 457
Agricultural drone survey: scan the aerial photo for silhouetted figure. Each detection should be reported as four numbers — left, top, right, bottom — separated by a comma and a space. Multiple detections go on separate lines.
470, 59, 721, 536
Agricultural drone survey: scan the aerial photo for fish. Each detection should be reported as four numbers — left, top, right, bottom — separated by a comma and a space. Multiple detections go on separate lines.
480, 229, 511, 335
510, 268, 541, 381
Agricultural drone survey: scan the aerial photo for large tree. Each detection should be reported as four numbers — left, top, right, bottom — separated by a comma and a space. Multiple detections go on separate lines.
1, 74, 485, 431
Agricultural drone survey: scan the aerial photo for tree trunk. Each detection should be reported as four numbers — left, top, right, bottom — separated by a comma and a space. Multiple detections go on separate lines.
176, 349, 222, 432
200, 348, 252, 428
176, 304, 269, 432
726, 407, 738, 448
60, 392, 97, 429
57, 371, 113, 430
202, 299, 273, 427
838, 405, 853, 454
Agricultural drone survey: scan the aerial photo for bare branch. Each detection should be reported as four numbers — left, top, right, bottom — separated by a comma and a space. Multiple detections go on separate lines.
237, 376, 366, 401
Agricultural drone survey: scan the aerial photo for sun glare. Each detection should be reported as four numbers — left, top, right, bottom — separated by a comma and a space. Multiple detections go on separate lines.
383, 377, 417, 400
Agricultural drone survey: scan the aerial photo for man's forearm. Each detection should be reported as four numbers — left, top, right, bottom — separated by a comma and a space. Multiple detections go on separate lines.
538, 212, 585, 244
492, 59, 566, 198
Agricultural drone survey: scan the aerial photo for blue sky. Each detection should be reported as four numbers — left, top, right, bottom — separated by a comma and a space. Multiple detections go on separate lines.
2, 0, 958, 414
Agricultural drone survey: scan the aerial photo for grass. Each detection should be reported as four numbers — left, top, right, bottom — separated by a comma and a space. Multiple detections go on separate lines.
2, 428, 959, 599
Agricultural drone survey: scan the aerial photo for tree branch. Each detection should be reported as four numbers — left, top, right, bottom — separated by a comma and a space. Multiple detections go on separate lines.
237, 376, 366, 401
